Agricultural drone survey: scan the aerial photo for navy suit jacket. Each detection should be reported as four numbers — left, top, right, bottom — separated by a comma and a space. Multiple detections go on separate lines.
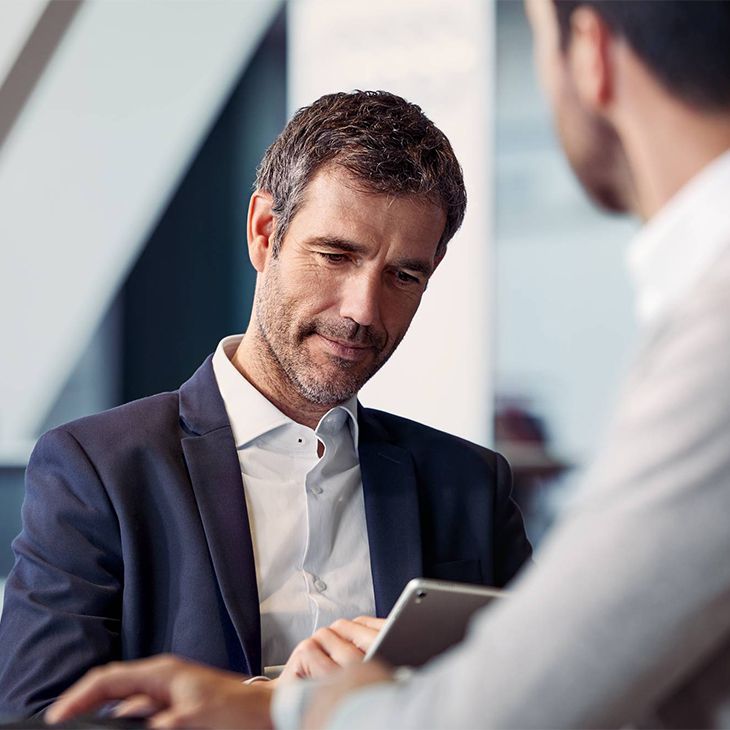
0, 357, 531, 718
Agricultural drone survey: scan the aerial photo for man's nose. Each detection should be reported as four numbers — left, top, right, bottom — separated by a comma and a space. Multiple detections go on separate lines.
339, 271, 382, 327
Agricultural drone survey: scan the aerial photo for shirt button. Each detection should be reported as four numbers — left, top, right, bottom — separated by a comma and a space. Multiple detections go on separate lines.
314, 578, 327, 592
309, 485, 323, 495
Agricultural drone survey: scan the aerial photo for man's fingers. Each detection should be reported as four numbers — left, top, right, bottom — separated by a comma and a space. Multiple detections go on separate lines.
353, 616, 386, 631
301, 644, 340, 678
111, 693, 162, 718
327, 619, 381, 652
46, 656, 183, 724
48, 656, 265, 729
149, 678, 274, 729
281, 634, 344, 682
313, 627, 366, 665
45, 665, 146, 724
281, 618, 387, 682
148, 708, 198, 729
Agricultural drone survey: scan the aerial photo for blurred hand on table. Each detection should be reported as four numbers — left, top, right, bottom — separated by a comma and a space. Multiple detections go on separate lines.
45, 616, 386, 728
45, 655, 273, 729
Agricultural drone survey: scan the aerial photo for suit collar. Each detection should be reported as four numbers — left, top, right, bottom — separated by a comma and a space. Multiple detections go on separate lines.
358, 405, 423, 616
178, 356, 230, 435
178, 356, 262, 674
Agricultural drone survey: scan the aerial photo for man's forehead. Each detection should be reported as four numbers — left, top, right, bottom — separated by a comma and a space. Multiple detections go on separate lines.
288, 168, 444, 258
301, 164, 368, 200
298, 164, 444, 220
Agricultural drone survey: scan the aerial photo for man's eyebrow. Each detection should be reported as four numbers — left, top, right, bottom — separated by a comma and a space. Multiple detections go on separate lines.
305, 236, 368, 255
394, 258, 434, 277
306, 236, 434, 277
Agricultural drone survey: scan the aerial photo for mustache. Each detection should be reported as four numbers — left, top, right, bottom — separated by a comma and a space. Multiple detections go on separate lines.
300, 319, 387, 351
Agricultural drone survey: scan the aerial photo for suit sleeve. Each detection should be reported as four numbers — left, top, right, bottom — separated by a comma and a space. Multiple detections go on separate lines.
492, 452, 532, 587
0, 428, 123, 718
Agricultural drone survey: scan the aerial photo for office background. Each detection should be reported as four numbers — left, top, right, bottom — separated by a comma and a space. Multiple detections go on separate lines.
0, 0, 638, 602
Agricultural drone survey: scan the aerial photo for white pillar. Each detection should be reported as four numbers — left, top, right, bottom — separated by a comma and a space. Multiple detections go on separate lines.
288, 0, 495, 445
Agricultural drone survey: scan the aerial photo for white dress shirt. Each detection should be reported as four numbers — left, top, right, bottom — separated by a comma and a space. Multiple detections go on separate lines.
212, 335, 375, 674
274, 150, 730, 728
627, 149, 730, 328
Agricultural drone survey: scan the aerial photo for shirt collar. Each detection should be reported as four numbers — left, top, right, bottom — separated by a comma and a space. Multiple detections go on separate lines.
627, 148, 730, 328
211, 334, 359, 448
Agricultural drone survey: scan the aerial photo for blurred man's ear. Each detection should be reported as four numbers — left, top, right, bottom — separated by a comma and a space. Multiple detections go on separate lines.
247, 191, 276, 273
568, 6, 614, 111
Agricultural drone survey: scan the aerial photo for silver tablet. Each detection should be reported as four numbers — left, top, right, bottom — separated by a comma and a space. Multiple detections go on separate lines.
365, 578, 503, 668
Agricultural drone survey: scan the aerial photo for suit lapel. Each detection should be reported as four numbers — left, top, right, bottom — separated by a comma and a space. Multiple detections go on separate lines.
358, 408, 423, 616
179, 358, 262, 675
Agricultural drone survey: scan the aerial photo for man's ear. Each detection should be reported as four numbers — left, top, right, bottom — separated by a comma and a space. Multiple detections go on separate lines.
247, 190, 276, 273
568, 6, 614, 110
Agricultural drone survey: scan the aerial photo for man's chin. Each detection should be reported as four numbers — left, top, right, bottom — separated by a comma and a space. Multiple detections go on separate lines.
295, 370, 367, 406
298, 389, 358, 408
294, 344, 386, 403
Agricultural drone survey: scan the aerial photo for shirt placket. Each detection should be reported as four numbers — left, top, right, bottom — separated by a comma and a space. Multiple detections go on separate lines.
300, 410, 347, 631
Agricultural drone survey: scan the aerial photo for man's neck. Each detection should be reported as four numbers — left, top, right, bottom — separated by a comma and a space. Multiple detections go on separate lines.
616, 84, 730, 220
633, 131, 730, 221
230, 329, 333, 431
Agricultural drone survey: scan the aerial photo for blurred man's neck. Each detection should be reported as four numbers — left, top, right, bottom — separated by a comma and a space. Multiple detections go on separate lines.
612, 49, 730, 220
625, 116, 730, 221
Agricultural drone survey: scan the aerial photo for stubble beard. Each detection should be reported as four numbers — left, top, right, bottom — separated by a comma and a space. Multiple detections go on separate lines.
254, 267, 397, 407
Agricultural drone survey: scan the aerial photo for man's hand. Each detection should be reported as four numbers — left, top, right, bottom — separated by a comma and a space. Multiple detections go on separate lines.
302, 660, 395, 730
45, 654, 274, 729
279, 616, 385, 682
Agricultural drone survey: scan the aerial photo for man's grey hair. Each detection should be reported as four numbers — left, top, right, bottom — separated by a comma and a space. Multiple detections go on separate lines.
255, 90, 467, 258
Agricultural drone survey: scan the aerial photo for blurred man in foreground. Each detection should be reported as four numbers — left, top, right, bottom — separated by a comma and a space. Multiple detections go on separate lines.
0, 90, 531, 719
48, 0, 730, 727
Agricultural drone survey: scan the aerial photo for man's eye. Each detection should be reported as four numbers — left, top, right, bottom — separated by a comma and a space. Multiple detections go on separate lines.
396, 271, 420, 285
319, 252, 347, 264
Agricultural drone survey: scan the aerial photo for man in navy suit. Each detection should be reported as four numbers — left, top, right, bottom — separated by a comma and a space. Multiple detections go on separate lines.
0, 90, 530, 719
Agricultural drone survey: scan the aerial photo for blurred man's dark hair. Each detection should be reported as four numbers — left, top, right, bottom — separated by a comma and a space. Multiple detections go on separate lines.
255, 90, 466, 258
554, 1, 730, 111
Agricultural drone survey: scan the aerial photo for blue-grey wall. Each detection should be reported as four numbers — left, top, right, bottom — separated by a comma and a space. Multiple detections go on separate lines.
0, 8, 287, 580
